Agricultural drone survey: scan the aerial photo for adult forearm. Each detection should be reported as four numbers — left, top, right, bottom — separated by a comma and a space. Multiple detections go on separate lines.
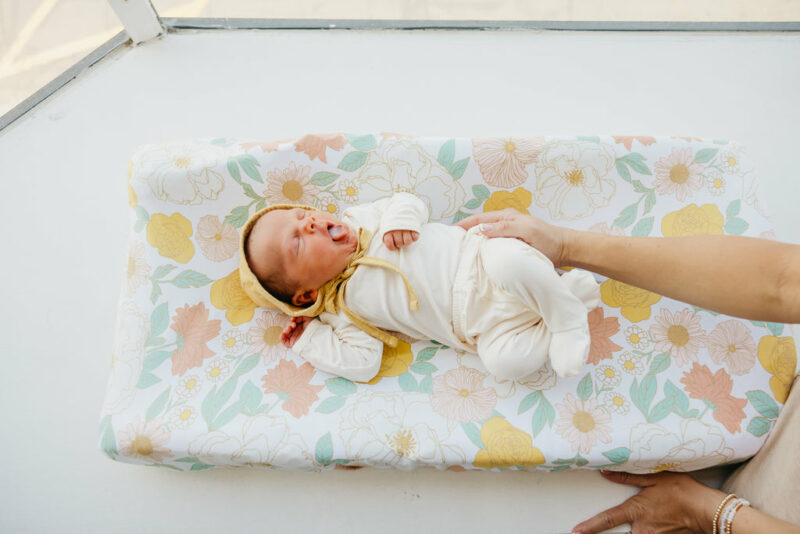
563, 232, 800, 323
732, 506, 800, 534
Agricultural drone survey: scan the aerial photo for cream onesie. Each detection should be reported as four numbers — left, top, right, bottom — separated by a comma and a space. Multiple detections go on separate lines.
292, 193, 601, 383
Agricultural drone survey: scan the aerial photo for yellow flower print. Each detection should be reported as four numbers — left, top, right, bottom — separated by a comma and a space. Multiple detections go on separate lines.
367, 340, 414, 384
600, 279, 662, 322
483, 187, 532, 214
473, 417, 545, 468
757, 336, 797, 403
146, 213, 194, 263
210, 269, 257, 326
127, 161, 138, 208
661, 204, 724, 237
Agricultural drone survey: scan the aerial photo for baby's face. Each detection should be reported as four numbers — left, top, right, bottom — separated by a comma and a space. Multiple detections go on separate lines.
248, 207, 358, 304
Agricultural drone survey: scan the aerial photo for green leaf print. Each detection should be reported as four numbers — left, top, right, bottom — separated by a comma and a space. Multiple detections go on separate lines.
239, 380, 263, 413
531, 395, 555, 437
136, 372, 161, 389
227, 160, 242, 184
624, 154, 651, 175
338, 151, 368, 172
99, 415, 117, 458
241, 182, 261, 200
577, 373, 593, 401
418, 375, 433, 394
766, 322, 784, 336
416, 346, 438, 361
612, 203, 638, 229
311, 171, 340, 187
225, 205, 251, 228
347, 134, 377, 152
631, 217, 654, 237
449, 158, 469, 180
518, 391, 540, 414
724, 218, 749, 235
171, 270, 213, 288
464, 198, 482, 210
438, 139, 455, 169
315, 433, 334, 465
316, 396, 346, 414
146, 387, 171, 423
150, 302, 169, 338
238, 155, 262, 183
747, 416, 772, 437
746, 390, 779, 419
326, 377, 357, 396
410, 362, 436, 375
615, 160, 632, 182
472, 184, 490, 200
694, 148, 718, 164
398, 372, 417, 392
726, 200, 741, 218
461, 422, 485, 449
601, 447, 631, 464
142, 350, 171, 372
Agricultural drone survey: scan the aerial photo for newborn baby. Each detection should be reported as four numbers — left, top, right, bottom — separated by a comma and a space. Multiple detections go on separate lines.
238, 193, 600, 383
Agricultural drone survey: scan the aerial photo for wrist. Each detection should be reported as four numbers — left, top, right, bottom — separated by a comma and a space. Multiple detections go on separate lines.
558, 227, 580, 267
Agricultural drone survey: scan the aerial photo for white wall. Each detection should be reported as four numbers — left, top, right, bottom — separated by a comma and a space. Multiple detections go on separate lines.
0, 29, 797, 533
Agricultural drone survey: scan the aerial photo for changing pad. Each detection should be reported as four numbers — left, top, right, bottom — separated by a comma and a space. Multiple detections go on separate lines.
99, 134, 798, 472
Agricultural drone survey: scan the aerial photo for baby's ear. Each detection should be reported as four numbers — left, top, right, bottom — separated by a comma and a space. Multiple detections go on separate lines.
291, 288, 319, 306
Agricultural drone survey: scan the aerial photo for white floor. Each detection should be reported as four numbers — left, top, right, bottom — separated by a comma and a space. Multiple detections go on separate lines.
0, 29, 797, 533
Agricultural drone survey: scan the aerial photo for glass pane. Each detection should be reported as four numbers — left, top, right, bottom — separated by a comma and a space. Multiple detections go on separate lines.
0, 0, 122, 116
152, 0, 800, 22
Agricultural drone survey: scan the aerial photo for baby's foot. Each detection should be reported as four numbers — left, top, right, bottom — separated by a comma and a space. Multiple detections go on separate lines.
549, 325, 591, 378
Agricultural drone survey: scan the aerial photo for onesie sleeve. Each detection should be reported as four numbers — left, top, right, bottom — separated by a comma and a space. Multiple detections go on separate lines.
342, 193, 429, 239
291, 311, 383, 383
378, 192, 429, 236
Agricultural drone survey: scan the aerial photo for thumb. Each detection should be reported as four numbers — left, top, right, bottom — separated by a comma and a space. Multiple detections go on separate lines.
600, 470, 659, 488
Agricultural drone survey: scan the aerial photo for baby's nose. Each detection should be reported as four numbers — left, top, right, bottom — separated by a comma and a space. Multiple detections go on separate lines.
304, 216, 317, 232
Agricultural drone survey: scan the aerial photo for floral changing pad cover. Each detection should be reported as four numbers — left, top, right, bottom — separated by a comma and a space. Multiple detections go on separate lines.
99, 134, 798, 472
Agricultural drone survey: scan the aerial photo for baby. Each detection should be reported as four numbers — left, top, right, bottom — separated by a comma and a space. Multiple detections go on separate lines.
238, 193, 600, 383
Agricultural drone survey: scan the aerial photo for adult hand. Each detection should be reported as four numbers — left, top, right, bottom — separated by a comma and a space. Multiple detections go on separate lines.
280, 316, 314, 348
454, 209, 569, 266
572, 471, 723, 534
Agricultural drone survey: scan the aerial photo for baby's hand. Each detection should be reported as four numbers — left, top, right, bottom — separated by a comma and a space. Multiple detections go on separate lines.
383, 229, 419, 251
281, 316, 314, 348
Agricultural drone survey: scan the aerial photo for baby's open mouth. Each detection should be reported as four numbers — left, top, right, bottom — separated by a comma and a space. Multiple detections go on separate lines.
327, 223, 347, 241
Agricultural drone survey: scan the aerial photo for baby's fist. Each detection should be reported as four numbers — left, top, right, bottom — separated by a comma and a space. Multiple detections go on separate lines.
383, 230, 419, 251
280, 316, 313, 348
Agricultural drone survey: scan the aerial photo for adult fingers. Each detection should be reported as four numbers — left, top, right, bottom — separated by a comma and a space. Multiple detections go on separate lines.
572, 501, 635, 534
600, 470, 659, 488
454, 209, 515, 230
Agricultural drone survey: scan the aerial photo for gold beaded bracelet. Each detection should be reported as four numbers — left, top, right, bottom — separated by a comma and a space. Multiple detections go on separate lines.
713, 494, 737, 534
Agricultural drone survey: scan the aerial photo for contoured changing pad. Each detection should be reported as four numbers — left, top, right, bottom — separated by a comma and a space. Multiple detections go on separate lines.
99, 134, 798, 472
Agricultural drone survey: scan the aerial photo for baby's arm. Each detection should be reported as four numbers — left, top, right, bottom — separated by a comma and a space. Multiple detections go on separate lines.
288, 311, 384, 383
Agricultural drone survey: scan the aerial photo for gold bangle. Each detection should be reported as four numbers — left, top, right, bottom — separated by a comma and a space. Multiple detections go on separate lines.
713, 494, 737, 534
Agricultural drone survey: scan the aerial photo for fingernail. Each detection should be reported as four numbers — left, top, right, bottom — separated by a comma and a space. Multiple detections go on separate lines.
479, 223, 492, 232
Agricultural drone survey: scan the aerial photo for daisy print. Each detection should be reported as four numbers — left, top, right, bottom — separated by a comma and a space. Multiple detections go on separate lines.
653, 148, 704, 201
650, 308, 707, 367
624, 325, 651, 351
704, 168, 726, 196
601, 391, 631, 415
617, 351, 646, 376
338, 179, 359, 204
205, 358, 231, 383
555, 393, 612, 454
220, 329, 245, 355
176, 375, 203, 399
595, 364, 622, 388
169, 406, 198, 429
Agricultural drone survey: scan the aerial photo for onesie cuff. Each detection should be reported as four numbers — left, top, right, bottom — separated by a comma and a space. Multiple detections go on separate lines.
291, 318, 322, 355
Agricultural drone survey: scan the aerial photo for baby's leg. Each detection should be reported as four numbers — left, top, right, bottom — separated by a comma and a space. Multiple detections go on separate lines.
477, 318, 550, 381
480, 237, 598, 378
